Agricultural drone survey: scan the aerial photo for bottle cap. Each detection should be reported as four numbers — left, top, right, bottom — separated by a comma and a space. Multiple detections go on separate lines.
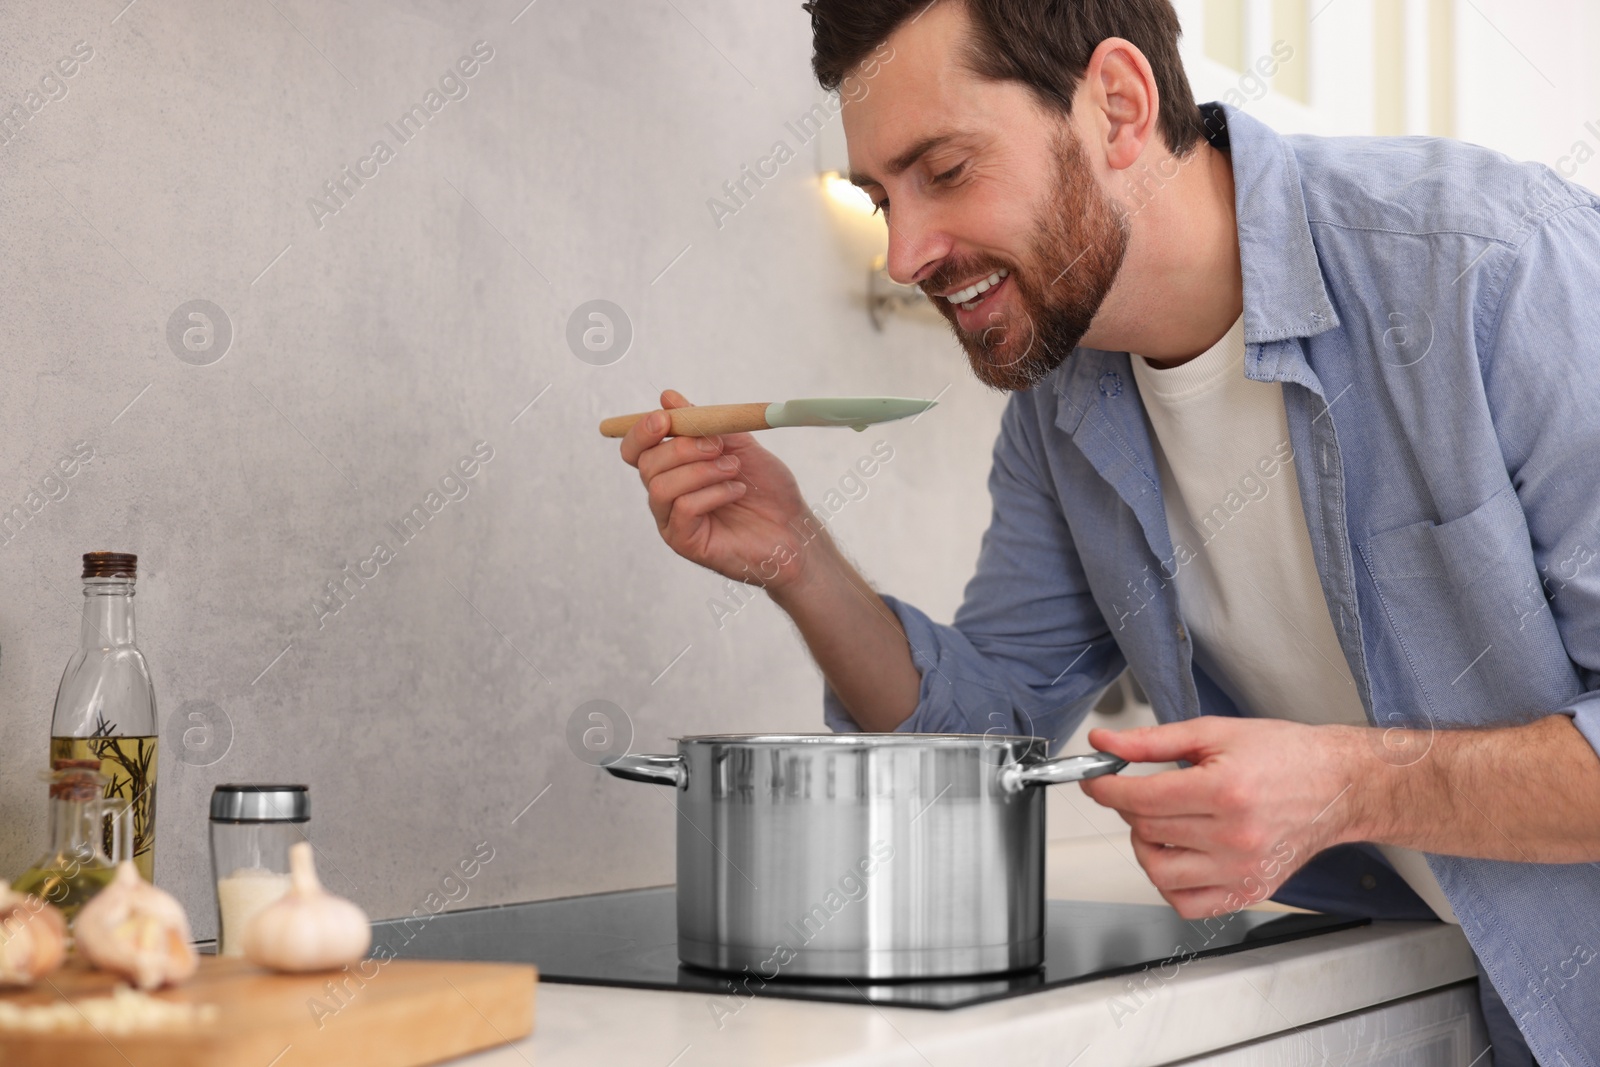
83, 552, 137, 579
209, 784, 310, 823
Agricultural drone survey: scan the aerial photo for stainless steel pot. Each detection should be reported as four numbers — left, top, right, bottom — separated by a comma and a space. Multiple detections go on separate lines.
605, 734, 1124, 980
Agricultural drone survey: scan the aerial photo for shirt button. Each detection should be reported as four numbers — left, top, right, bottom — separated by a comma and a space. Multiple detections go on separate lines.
1360, 874, 1378, 890
1176, 625, 1188, 643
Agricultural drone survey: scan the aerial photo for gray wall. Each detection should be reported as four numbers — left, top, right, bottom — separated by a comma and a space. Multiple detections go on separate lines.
0, 0, 1015, 935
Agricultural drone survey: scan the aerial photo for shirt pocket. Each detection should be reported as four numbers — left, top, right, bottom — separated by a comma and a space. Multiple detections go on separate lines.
1357, 486, 1576, 724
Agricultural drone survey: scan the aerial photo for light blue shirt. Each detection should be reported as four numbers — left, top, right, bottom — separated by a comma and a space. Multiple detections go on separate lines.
823, 104, 1600, 1062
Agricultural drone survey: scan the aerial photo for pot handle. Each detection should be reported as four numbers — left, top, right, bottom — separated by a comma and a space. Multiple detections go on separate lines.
999, 751, 1126, 793
604, 753, 687, 788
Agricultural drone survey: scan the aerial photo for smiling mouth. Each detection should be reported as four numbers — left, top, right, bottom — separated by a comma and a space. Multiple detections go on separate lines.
942, 269, 1009, 311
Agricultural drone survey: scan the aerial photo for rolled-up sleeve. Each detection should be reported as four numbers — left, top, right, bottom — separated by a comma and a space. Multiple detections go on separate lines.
824, 392, 1125, 744
1481, 199, 1600, 757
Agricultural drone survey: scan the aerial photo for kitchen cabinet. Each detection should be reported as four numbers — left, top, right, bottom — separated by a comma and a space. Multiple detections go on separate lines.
1182, 984, 1483, 1066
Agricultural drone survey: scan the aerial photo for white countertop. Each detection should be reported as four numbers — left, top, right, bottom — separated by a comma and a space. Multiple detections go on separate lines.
445, 835, 1480, 1067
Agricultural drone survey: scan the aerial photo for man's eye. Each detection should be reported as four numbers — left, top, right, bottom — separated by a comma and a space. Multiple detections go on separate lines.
873, 199, 889, 216
933, 162, 965, 184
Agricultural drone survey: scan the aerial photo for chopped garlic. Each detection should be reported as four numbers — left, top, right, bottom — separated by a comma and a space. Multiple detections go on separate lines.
0, 985, 218, 1034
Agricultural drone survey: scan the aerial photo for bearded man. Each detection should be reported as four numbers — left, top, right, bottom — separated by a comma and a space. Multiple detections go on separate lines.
616, 2, 1600, 1061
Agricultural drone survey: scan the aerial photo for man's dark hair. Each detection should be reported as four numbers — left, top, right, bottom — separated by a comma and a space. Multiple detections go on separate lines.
805, 0, 1207, 157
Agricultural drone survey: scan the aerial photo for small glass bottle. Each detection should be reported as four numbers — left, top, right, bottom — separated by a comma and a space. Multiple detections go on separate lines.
210, 785, 308, 956
49, 552, 160, 882
12, 759, 129, 922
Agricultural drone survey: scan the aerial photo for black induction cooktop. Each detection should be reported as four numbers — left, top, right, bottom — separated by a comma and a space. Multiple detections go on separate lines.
372, 887, 1366, 1010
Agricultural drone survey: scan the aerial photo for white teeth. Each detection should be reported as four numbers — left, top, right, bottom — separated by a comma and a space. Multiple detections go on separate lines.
945, 269, 1008, 306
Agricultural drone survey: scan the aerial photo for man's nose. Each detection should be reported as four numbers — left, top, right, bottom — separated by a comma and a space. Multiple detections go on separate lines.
883, 206, 953, 288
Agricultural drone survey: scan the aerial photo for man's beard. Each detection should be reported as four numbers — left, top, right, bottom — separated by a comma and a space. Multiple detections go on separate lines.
923, 130, 1129, 392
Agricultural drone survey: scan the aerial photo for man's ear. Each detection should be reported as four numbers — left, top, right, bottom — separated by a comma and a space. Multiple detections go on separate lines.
1080, 36, 1160, 173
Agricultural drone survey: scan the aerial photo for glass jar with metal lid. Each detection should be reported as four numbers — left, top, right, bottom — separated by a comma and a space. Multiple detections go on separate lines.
209, 784, 309, 957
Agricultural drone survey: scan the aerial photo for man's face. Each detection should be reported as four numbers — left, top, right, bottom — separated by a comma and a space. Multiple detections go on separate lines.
843, 4, 1129, 390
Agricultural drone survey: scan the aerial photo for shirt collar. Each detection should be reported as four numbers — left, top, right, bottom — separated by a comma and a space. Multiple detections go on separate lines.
1221, 104, 1340, 347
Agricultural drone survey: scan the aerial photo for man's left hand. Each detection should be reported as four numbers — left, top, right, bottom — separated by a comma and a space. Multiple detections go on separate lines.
1079, 717, 1360, 919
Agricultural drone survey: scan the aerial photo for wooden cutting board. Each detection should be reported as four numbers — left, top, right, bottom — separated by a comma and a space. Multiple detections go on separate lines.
0, 954, 536, 1067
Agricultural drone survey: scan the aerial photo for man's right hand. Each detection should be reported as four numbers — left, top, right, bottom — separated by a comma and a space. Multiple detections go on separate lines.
616, 388, 924, 732
619, 389, 820, 595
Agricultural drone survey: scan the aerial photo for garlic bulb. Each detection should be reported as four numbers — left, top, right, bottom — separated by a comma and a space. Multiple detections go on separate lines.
74, 862, 198, 991
243, 842, 369, 973
0, 887, 67, 986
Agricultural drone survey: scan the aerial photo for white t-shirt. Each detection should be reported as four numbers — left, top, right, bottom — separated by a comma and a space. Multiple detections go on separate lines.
1129, 316, 1457, 923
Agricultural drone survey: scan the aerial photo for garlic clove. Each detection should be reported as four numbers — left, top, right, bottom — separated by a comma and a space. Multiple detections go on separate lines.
0, 887, 68, 986
243, 842, 370, 973
74, 861, 198, 991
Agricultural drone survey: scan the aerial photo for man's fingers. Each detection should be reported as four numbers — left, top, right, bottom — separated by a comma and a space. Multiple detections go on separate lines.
639, 434, 734, 489
1080, 765, 1218, 817
646, 457, 743, 529
1123, 813, 1217, 850
1128, 834, 1218, 892
1162, 886, 1242, 921
653, 388, 768, 473
619, 409, 670, 468
663, 480, 747, 541
1088, 719, 1222, 765
619, 391, 696, 467
658, 389, 718, 439
1128, 831, 1266, 920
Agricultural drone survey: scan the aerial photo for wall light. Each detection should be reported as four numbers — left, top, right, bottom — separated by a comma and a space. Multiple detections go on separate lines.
819, 173, 934, 329
817, 169, 931, 329
820, 170, 876, 215
816, 133, 933, 328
